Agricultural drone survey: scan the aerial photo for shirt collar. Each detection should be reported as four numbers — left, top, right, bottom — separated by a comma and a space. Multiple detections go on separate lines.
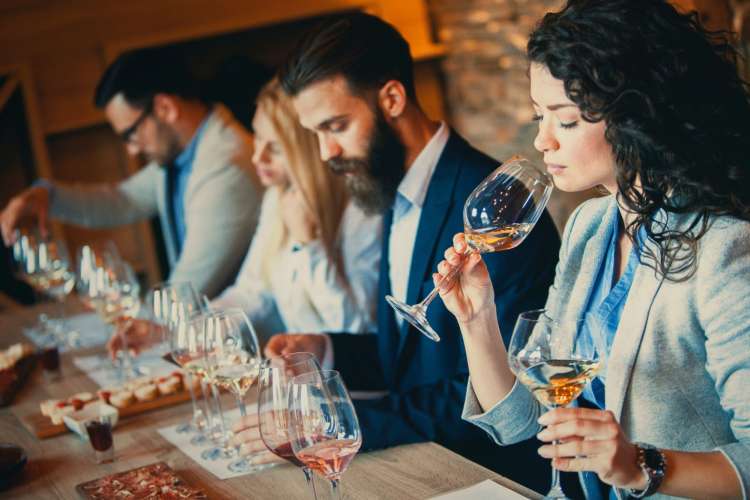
396, 122, 449, 209
173, 108, 212, 171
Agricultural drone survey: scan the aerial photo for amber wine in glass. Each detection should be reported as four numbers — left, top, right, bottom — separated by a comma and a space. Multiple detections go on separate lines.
508, 309, 601, 500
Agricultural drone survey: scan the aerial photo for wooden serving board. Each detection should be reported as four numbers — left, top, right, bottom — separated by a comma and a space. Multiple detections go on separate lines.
20, 388, 196, 439
75, 461, 207, 499
0, 354, 37, 407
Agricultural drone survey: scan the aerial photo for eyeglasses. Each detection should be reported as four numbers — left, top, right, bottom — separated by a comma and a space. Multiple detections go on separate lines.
118, 103, 152, 144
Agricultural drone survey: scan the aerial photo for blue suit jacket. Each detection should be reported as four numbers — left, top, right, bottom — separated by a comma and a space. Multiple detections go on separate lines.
331, 132, 561, 491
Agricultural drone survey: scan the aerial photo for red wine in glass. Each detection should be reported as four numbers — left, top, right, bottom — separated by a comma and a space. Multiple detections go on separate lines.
271, 441, 306, 468
85, 420, 114, 463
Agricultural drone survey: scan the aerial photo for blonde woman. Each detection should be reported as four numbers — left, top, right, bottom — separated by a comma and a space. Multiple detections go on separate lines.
107, 79, 380, 357
211, 78, 381, 339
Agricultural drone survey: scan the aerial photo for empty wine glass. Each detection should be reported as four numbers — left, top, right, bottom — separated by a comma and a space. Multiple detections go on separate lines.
202, 308, 266, 473
508, 309, 602, 500
34, 237, 76, 336
288, 370, 361, 500
149, 282, 207, 435
386, 156, 553, 342
259, 353, 322, 499
76, 241, 120, 312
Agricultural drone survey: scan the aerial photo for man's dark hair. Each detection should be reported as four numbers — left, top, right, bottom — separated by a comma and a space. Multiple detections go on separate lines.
94, 47, 201, 109
279, 12, 416, 99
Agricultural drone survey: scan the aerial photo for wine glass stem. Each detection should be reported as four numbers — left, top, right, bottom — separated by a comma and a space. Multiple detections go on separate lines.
211, 384, 229, 443
546, 404, 566, 498
548, 441, 564, 497
184, 372, 201, 422
234, 393, 247, 456
419, 247, 475, 309
329, 478, 341, 500
302, 467, 319, 500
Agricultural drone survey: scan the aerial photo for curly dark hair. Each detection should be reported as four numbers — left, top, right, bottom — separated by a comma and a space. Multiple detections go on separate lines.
528, 0, 750, 280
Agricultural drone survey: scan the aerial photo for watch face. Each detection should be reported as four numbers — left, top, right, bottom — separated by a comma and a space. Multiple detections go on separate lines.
643, 446, 666, 477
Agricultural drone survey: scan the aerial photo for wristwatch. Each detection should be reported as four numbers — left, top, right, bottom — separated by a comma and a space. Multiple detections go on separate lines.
629, 442, 667, 498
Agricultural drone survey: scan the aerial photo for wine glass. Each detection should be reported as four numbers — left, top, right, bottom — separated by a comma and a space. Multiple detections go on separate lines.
258, 353, 322, 499
34, 237, 76, 333
288, 370, 362, 500
76, 241, 120, 312
148, 282, 207, 435
202, 308, 266, 473
386, 156, 553, 342
508, 309, 602, 500
11, 229, 68, 344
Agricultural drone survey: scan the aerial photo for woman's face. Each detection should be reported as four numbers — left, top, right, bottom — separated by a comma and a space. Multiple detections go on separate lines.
530, 63, 618, 193
251, 108, 290, 188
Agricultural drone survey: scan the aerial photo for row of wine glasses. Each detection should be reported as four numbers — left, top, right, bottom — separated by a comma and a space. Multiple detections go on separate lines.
165, 299, 363, 495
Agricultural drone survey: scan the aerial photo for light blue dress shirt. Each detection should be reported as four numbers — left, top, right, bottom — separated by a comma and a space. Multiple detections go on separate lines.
388, 122, 449, 327
170, 114, 210, 254
578, 202, 641, 500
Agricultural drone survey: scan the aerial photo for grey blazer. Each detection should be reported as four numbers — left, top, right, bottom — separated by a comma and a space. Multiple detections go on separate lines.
48, 104, 261, 298
463, 195, 750, 499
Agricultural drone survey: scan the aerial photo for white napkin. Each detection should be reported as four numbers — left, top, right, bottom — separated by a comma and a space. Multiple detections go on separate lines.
429, 479, 532, 500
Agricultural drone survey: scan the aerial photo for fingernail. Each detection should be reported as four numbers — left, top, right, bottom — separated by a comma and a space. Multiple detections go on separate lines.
538, 413, 550, 425
538, 446, 550, 457
537, 429, 550, 440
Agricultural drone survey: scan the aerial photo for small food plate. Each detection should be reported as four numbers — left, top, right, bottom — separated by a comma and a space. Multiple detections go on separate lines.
63, 402, 119, 440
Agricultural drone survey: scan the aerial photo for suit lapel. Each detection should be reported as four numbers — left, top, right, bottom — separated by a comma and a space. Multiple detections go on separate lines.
606, 209, 698, 420
606, 263, 664, 420
396, 134, 462, 357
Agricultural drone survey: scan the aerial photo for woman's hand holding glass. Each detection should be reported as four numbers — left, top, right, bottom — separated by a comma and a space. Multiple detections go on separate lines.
433, 233, 495, 325
536, 407, 645, 491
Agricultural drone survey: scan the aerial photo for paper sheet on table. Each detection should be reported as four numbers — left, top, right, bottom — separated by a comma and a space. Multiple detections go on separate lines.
158, 406, 277, 480
24, 312, 110, 352
430, 479, 532, 500
73, 346, 176, 388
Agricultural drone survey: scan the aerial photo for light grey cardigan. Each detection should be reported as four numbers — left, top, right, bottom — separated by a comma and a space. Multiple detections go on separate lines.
48, 104, 261, 298
463, 195, 750, 499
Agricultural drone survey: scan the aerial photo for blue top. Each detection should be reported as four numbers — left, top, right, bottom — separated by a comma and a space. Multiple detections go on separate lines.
170, 115, 210, 254
579, 202, 641, 499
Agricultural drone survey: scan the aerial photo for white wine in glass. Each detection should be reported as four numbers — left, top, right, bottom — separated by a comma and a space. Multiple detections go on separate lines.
508, 309, 601, 500
386, 156, 553, 342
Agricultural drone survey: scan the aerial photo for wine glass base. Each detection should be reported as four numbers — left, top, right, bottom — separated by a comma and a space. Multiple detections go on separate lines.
201, 446, 235, 461
385, 295, 441, 342
228, 458, 276, 474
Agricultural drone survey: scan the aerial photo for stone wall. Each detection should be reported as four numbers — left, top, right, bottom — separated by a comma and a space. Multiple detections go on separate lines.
427, 0, 604, 233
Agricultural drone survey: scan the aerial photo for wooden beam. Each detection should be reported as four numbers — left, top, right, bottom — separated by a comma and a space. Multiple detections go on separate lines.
0, 75, 19, 113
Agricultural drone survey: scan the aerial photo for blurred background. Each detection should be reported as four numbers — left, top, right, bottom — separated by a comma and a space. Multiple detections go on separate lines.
0, 0, 742, 304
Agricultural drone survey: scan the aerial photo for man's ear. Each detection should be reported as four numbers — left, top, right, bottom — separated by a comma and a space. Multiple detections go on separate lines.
377, 80, 407, 120
152, 93, 180, 124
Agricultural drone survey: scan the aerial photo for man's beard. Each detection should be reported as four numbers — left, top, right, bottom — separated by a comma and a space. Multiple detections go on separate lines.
150, 120, 182, 167
326, 109, 406, 216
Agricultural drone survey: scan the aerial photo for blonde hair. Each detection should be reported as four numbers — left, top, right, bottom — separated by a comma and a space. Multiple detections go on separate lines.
255, 78, 349, 285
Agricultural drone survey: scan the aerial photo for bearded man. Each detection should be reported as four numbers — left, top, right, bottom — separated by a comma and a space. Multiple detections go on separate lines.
232, 13, 561, 492
0, 48, 262, 298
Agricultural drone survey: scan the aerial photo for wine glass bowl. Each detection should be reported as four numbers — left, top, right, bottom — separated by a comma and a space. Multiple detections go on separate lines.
386, 156, 554, 342
288, 370, 361, 499
508, 309, 601, 500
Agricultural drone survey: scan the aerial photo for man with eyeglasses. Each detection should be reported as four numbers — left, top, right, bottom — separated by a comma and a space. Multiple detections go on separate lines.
0, 47, 263, 298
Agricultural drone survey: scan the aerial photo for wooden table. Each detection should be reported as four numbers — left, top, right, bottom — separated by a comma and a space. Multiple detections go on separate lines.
2, 303, 540, 499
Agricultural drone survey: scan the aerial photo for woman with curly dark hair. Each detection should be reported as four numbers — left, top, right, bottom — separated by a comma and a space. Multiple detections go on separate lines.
435, 0, 750, 497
